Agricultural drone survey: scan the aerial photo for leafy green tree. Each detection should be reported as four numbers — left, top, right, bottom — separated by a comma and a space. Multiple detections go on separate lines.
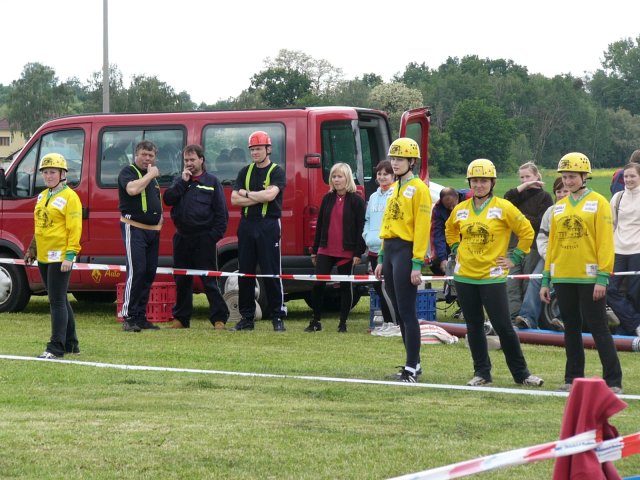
263, 49, 343, 96
368, 82, 423, 134
7, 62, 75, 137
427, 128, 463, 177
447, 99, 514, 171
589, 36, 640, 115
82, 65, 128, 113
249, 67, 313, 107
126, 75, 195, 112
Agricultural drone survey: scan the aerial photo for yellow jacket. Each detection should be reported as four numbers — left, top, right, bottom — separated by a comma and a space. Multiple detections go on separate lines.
379, 176, 432, 270
34, 186, 82, 263
543, 189, 613, 286
446, 195, 533, 284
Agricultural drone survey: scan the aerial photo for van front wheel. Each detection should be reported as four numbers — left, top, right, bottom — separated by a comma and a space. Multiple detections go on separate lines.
0, 253, 31, 313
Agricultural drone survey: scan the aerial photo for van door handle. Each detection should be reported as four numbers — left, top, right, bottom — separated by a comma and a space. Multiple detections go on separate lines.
82, 207, 89, 219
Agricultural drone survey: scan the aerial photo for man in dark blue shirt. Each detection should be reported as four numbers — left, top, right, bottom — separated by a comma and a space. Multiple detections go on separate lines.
163, 144, 229, 329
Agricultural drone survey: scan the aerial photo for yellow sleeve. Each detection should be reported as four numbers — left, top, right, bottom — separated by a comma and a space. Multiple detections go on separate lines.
411, 184, 432, 268
595, 196, 614, 275
445, 204, 461, 248
65, 192, 83, 256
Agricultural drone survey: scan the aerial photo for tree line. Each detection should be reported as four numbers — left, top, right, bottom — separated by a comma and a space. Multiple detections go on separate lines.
2, 37, 640, 176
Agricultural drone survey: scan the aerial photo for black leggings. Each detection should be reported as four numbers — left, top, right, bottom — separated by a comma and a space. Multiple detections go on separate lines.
38, 263, 78, 356
382, 238, 420, 369
455, 281, 530, 382
312, 254, 354, 324
554, 283, 622, 388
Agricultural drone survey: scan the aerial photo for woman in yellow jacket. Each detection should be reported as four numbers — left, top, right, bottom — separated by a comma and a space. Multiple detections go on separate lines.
540, 152, 622, 393
445, 159, 544, 387
24, 153, 82, 359
374, 138, 432, 383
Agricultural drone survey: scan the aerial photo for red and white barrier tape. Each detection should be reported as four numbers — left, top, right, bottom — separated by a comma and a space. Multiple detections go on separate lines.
2, 258, 640, 283
388, 429, 640, 480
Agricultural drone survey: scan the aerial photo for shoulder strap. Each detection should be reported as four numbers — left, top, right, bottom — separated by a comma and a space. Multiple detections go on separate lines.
130, 164, 148, 213
244, 163, 278, 218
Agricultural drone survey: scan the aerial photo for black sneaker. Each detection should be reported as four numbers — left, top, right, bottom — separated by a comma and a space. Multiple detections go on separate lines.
396, 369, 418, 383
385, 366, 423, 380
231, 318, 255, 331
337, 323, 347, 333
272, 318, 286, 332
122, 320, 142, 333
304, 320, 322, 332
138, 320, 160, 330
65, 345, 80, 354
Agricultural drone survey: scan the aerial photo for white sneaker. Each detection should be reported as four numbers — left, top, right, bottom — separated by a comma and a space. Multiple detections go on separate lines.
606, 306, 620, 327
467, 376, 491, 386
37, 351, 58, 360
520, 374, 544, 387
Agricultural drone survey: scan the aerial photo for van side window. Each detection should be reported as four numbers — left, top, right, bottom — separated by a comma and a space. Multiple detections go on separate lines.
12, 129, 84, 198
202, 123, 285, 186
321, 120, 359, 184
404, 122, 423, 174
35, 130, 84, 191
99, 128, 185, 187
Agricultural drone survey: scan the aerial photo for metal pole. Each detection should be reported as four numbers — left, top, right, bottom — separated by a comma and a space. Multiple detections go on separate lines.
102, 0, 110, 113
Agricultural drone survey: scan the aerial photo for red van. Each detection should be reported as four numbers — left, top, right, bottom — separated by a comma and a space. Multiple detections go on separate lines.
0, 107, 430, 313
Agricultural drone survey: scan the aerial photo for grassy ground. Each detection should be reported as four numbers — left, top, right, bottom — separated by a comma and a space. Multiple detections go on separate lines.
1, 294, 639, 479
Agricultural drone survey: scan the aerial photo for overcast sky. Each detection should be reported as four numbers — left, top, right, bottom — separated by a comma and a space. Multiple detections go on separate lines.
3, 0, 640, 105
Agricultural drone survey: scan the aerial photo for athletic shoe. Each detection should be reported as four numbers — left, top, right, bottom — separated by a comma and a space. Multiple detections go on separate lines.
122, 320, 141, 333
558, 383, 572, 392
550, 317, 565, 331
371, 322, 395, 335
304, 320, 322, 332
514, 315, 532, 329
165, 319, 186, 329
272, 318, 286, 332
519, 374, 544, 387
65, 345, 80, 354
606, 306, 620, 328
231, 318, 255, 331
37, 351, 58, 360
138, 320, 160, 330
214, 321, 225, 330
610, 386, 623, 395
337, 323, 347, 333
467, 376, 492, 386
395, 369, 418, 383
378, 325, 402, 337
385, 366, 423, 380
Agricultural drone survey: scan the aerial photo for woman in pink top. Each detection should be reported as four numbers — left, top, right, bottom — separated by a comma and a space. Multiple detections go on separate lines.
306, 163, 366, 333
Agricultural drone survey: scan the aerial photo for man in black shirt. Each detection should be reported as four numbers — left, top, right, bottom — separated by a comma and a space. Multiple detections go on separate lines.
118, 140, 163, 332
230, 131, 287, 332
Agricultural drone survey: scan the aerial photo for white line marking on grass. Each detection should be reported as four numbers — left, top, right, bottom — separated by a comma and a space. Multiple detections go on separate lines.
2, 354, 639, 400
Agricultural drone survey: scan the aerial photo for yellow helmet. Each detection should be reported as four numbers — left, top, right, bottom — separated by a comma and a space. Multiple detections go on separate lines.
39, 153, 68, 171
466, 158, 497, 179
557, 152, 591, 174
388, 138, 420, 159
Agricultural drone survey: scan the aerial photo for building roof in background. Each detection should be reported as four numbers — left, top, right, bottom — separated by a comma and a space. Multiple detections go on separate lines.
0, 118, 10, 129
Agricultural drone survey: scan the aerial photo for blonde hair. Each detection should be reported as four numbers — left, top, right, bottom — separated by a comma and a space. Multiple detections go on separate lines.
519, 161, 542, 181
329, 163, 357, 193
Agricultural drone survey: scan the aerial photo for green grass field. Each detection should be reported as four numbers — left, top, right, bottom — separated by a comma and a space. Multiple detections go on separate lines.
1, 293, 639, 479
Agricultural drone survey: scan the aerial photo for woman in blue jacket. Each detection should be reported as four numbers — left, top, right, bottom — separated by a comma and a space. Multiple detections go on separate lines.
363, 160, 394, 328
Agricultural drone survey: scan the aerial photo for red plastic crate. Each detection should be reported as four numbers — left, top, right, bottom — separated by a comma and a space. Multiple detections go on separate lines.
116, 282, 176, 323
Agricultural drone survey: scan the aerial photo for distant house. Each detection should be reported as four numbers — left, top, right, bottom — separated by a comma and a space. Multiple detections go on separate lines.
0, 118, 27, 165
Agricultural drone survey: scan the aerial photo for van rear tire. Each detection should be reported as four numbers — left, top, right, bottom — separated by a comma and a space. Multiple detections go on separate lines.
0, 253, 31, 313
